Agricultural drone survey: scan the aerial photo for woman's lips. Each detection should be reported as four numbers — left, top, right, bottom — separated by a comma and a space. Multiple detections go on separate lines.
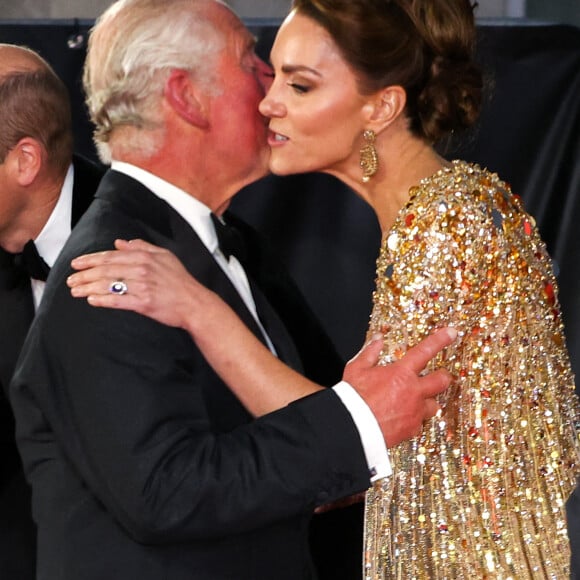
267, 130, 289, 146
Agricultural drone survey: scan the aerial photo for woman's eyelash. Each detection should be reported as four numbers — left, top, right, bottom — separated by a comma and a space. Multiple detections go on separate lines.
288, 82, 309, 94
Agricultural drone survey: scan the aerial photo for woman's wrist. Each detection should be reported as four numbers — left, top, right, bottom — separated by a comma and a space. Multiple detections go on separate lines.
179, 280, 222, 338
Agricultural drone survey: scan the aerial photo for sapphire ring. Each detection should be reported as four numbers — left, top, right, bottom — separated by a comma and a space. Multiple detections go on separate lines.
109, 280, 128, 295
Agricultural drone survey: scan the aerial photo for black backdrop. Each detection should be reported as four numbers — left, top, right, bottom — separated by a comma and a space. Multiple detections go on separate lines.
1, 20, 579, 382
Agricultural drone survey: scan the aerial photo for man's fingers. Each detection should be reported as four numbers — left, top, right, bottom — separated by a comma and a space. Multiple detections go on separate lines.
423, 398, 441, 422
419, 368, 453, 399
349, 335, 383, 368
401, 327, 457, 373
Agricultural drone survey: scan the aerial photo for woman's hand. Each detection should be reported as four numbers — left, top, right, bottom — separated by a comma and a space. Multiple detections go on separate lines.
68, 239, 208, 330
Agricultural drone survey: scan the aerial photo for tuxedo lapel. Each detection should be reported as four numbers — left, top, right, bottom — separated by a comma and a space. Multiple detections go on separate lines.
166, 208, 275, 352
171, 210, 304, 370
225, 212, 344, 384
212, 213, 304, 371
94, 171, 274, 353
169, 203, 308, 372
94, 171, 305, 370
246, 275, 303, 372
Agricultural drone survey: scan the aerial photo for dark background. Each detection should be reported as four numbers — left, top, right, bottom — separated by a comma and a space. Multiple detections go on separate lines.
1, 19, 579, 382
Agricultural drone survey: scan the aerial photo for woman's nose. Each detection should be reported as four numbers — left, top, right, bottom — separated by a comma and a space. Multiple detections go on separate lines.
259, 87, 285, 118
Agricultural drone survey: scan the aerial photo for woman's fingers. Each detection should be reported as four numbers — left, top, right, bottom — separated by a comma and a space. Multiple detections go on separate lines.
114, 239, 166, 253
86, 293, 145, 310
69, 275, 141, 298
68, 241, 202, 328
70, 239, 168, 271
68, 263, 149, 291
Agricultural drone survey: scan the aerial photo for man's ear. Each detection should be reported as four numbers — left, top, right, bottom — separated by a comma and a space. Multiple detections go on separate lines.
164, 69, 210, 129
363, 85, 407, 133
6, 137, 44, 187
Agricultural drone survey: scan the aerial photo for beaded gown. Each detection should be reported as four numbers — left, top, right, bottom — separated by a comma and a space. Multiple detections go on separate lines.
363, 161, 580, 579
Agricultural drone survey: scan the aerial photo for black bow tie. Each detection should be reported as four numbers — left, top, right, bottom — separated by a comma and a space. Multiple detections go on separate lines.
0, 240, 50, 289
210, 213, 247, 263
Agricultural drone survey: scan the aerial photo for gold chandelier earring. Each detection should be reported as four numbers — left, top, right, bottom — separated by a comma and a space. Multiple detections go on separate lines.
359, 129, 378, 183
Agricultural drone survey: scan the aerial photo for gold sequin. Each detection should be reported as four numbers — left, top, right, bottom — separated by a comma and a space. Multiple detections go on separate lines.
364, 161, 580, 579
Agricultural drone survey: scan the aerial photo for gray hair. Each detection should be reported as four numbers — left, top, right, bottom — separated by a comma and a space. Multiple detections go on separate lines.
83, 0, 227, 162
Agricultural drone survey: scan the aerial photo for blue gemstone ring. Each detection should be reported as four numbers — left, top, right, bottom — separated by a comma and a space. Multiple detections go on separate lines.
109, 280, 128, 295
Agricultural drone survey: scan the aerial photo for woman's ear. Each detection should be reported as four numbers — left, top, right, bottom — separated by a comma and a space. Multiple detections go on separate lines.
364, 85, 407, 132
164, 69, 209, 129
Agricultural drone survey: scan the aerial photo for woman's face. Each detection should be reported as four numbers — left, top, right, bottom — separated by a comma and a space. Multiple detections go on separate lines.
259, 11, 372, 178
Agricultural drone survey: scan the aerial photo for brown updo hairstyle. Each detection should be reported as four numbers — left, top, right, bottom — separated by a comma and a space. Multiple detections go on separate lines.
291, 0, 483, 143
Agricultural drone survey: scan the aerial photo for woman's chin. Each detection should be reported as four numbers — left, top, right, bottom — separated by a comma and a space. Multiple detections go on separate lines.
267, 161, 295, 177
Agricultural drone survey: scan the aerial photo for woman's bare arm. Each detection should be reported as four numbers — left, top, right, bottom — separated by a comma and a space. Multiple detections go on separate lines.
68, 239, 322, 416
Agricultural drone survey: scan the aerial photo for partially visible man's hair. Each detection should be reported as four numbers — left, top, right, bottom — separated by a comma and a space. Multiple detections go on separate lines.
84, 0, 226, 163
0, 57, 73, 174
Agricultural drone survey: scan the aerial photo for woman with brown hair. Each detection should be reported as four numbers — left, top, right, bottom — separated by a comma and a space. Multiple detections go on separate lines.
69, 1, 580, 577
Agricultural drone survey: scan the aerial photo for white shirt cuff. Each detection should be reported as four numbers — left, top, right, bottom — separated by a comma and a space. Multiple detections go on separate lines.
332, 381, 391, 481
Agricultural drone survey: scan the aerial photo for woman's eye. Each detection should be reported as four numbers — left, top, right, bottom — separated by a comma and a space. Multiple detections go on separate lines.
288, 82, 309, 94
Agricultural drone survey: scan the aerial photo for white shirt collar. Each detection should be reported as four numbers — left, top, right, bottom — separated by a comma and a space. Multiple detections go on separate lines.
35, 163, 74, 267
111, 161, 219, 254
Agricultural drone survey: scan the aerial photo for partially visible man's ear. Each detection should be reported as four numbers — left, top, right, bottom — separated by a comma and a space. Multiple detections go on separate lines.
364, 85, 407, 132
6, 137, 44, 187
164, 69, 210, 129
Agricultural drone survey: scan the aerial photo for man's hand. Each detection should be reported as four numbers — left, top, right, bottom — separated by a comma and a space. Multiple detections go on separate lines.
343, 328, 456, 447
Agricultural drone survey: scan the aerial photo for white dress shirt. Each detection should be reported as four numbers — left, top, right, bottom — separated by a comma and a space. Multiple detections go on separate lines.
111, 161, 391, 481
32, 163, 74, 309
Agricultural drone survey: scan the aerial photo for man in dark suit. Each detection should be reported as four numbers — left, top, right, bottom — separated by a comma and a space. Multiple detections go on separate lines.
9, 2, 453, 579
0, 44, 103, 580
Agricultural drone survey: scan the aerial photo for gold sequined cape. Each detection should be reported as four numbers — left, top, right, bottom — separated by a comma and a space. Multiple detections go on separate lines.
364, 161, 580, 579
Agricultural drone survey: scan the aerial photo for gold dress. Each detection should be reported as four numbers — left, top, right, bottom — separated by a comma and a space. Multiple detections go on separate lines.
364, 161, 580, 579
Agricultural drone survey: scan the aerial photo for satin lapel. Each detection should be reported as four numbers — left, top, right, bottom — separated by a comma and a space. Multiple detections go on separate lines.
223, 213, 307, 373
165, 209, 270, 348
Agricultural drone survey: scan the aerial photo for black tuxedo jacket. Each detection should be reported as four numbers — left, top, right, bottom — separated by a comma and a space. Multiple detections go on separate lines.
0, 155, 103, 579
10, 170, 370, 580
225, 213, 365, 580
